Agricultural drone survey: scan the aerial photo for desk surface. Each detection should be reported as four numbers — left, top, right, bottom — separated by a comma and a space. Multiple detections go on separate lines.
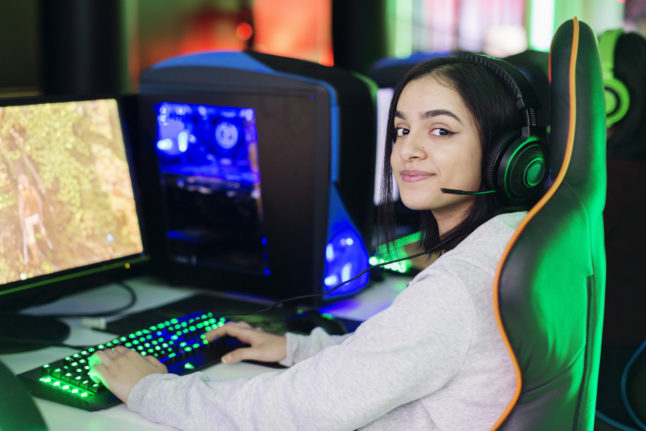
0, 275, 410, 430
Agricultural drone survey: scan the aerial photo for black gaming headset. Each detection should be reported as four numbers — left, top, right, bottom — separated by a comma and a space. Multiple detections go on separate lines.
599, 29, 630, 128
451, 53, 549, 205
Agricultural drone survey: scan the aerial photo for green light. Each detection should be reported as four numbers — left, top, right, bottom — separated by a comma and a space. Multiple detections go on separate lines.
385, 0, 413, 58
371, 231, 421, 274
0, 255, 149, 297
39, 375, 98, 400
524, 158, 546, 187
184, 363, 195, 370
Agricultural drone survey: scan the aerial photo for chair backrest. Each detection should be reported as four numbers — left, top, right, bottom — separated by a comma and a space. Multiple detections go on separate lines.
491, 18, 607, 430
0, 360, 48, 430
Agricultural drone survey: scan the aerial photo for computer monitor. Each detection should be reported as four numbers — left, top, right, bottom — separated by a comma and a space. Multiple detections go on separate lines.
137, 51, 377, 303
0, 96, 148, 350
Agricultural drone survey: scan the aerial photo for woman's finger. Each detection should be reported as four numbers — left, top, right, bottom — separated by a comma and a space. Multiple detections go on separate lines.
205, 322, 254, 342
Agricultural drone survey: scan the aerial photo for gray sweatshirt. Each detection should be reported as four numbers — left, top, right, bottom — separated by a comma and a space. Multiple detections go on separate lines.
127, 211, 525, 430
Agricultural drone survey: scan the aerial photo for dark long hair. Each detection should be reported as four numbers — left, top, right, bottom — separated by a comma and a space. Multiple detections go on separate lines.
377, 55, 525, 254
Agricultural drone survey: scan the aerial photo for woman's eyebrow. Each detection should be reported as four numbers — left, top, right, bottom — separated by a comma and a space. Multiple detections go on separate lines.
421, 109, 462, 124
394, 109, 463, 124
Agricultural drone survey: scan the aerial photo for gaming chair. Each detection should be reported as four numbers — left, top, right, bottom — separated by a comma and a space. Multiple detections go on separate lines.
0, 360, 48, 430
491, 18, 607, 430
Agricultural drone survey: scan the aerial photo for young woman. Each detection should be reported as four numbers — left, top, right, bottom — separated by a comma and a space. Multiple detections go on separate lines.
90, 55, 543, 430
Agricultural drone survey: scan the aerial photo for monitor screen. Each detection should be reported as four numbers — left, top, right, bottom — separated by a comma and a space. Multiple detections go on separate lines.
154, 101, 269, 277
0, 98, 147, 307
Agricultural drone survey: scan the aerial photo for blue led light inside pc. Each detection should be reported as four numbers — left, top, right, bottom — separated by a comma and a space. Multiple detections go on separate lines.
323, 221, 369, 298
154, 102, 269, 277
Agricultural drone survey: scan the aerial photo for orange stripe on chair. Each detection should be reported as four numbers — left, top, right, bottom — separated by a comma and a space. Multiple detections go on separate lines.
489, 17, 580, 430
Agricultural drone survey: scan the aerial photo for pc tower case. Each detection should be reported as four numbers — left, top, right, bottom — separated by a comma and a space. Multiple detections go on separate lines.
137, 51, 377, 303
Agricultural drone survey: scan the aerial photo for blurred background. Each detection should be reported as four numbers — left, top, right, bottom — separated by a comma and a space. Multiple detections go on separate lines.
0, 0, 641, 97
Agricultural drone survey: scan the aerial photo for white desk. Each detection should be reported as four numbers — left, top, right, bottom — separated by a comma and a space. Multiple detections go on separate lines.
0, 275, 410, 430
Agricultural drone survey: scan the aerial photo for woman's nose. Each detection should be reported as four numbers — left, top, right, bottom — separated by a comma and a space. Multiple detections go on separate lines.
396, 131, 426, 161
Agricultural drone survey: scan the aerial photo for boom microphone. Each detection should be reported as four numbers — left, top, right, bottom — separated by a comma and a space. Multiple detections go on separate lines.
440, 188, 496, 195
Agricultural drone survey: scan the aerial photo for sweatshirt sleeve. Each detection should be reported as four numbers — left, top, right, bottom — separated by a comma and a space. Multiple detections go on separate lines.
126, 265, 476, 431
279, 329, 352, 367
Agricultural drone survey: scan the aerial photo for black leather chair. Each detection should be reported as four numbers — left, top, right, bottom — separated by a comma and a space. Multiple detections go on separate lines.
491, 18, 607, 430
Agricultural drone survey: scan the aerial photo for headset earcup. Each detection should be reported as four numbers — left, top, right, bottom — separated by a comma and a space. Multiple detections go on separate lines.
599, 29, 631, 128
485, 130, 517, 191
497, 136, 548, 203
487, 132, 547, 203
605, 77, 631, 127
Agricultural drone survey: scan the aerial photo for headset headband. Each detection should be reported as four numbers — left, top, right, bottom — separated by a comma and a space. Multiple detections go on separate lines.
457, 53, 543, 140
599, 29, 623, 80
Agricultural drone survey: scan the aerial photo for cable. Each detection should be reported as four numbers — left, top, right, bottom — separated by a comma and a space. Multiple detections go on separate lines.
621, 341, 646, 431
0, 282, 137, 351
35, 281, 138, 319
2, 240, 448, 351
223, 236, 452, 319
595, 410, 640, 431
595, 340, 646, 431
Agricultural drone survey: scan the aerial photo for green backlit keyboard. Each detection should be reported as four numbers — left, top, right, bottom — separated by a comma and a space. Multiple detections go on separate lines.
18, 311, 244, 411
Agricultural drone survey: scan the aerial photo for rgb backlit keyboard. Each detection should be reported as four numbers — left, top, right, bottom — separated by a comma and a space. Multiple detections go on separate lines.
18, 311, 243, 411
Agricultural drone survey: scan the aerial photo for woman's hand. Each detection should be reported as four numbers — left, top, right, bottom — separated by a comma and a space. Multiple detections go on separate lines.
206, 321, 287, 364
88, 345, 168, 403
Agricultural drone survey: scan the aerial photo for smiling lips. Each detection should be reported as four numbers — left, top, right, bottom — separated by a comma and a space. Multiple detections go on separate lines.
400, 170, 436, 183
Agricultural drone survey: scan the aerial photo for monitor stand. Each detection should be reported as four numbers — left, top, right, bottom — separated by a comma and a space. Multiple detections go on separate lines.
0, 313, 70, 354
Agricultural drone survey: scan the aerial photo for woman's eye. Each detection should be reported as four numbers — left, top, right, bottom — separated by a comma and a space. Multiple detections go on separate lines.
395, 127, 409, 137
431, 128, 453, 136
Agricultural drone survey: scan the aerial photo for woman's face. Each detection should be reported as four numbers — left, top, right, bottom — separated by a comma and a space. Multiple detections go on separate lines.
390, 74, 483, 232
